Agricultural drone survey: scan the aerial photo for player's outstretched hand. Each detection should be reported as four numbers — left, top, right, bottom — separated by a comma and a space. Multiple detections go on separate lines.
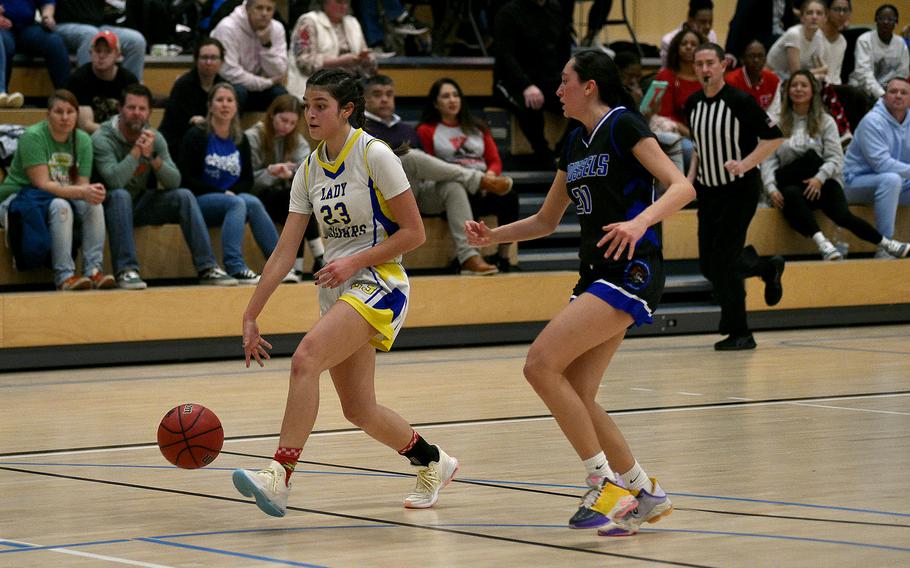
242, 318, 272, 368
598, 217, 647, 261
465, 220, 493, 247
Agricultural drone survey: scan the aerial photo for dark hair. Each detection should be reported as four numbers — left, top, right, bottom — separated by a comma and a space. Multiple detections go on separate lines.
614, 50, 641, 70
571, 50, 637, 110
875, 4, 898, 21
363, 74, 394, 89
688, 0, 713, 18
420, 77, 486, 134
694, 41, 725, 61
741, 38, 766, 58
47, 89, 79, 112
799, 0, 825, 12
825, 0, 850, 7
260, 94, 304, 162
780, 69, 824, 138
667, 28, 705, 72
120, 83, 152, 106
193, 37, 225, 62
307, 68, 366, 127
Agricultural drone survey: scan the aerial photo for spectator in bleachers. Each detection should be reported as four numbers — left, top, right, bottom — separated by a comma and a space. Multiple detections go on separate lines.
761, 70, 909, 261
726, 0, 797, 58
848, 4, 909, 102
245, 94, 327, 283
178, 82, 280, 284
576, 0, 614, 48
159, 37, 228, 154
493, 0, 572, 167
659, 0, 719, 67
67, 31, 138, 135
54, 0, 146, 80
0, 1, 71, 92
0, 90, 113, 290
211, 0, 288, 111
418, 77, 519, 272
766, 0, 829, 83
653, 28, 705, 172
353, 0, 427, 49
286, 0, 376, 98
725, 40, 782, 120
94, 83, 237, 289
615, 50, 685, 173
820, 0, 871, 136
363, 74, 510, 276
0, 6, 23, 108
843, 76, 910, 256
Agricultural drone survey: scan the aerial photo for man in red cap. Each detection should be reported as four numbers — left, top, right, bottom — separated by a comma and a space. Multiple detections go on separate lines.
55, 0, 147, 80
66, 30, 139, 135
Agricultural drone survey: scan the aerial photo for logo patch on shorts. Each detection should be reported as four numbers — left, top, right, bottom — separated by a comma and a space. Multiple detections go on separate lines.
623, 260, 651, 291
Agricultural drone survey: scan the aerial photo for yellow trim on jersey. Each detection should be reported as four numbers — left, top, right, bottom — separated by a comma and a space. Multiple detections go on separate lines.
315, 128, 364, 174
338, 295, 396, 351
372, 261, 406, 283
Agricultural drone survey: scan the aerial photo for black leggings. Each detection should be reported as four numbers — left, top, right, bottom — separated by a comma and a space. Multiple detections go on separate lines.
779, 179, 880, 244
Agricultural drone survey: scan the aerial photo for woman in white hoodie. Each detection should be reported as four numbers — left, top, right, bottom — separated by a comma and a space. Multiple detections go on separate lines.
287, 0, 376, 97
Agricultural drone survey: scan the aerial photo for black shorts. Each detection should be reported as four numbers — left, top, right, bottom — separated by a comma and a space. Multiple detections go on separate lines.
571, 254, 665, 327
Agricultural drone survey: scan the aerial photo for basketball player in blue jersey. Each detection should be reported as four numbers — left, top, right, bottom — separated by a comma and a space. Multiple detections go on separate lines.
233, 69, 458, 517
467, 50, 696, 536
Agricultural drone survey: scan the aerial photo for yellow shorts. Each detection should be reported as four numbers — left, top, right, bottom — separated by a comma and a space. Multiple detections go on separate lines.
318, 262, 410, 351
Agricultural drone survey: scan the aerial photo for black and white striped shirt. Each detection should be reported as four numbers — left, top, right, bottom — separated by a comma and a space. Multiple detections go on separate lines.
685, 85, 782, 188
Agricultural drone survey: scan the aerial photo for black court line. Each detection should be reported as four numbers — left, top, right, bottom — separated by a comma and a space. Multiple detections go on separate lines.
0, 466, 712, 568
219, 450, 910, 530
3, 389, 909, 460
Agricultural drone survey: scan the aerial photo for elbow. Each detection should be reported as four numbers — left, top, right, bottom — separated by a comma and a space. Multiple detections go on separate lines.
412, 226, 426, 249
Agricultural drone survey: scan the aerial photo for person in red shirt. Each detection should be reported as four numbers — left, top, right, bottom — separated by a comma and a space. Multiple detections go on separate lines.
653, 28, 705, 173
725, 39, 782, 119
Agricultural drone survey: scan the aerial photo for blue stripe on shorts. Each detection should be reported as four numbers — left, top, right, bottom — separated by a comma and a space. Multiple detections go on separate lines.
582, 279, 654, 326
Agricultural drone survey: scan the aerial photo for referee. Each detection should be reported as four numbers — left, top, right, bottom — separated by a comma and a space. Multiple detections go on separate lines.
686, 43, 785, 351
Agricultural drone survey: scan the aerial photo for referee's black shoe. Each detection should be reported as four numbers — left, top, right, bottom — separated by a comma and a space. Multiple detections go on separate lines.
714, 334, 756, 351
763, 256, 785, 306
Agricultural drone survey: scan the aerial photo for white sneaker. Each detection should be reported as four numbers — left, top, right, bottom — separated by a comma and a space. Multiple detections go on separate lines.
283, 269, 303, 284
6, 92, 23, 108
232, 460, 290, 517
403, 446, 458, 509
880, 239, 910, 258
818, 239, 843, 261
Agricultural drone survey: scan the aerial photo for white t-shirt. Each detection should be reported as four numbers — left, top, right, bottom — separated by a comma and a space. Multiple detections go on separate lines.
821, 32, 846, 85
290, 128, 410, 263
767, 24, 826, 81
849, 30, 910, 99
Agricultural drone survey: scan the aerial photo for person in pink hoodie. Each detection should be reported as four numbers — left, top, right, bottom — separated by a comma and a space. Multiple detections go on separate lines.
211, 0, 288, 111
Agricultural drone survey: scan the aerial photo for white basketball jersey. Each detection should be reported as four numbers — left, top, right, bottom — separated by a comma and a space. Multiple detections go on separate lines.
289, 128, 410, 263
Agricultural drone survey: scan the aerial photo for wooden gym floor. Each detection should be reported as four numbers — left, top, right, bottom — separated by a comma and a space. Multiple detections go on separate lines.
1, 325, 909, 567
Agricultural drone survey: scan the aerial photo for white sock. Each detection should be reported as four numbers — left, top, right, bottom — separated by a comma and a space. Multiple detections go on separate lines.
879, 236, 893, 248
308, 238, 325, 258
620, 461, 653, 494
294, 257, 305, 272
811, 232, 827, 246
582, 452, 613, 480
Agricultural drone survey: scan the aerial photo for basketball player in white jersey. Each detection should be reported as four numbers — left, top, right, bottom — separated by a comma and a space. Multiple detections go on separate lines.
233, 68, 458, 517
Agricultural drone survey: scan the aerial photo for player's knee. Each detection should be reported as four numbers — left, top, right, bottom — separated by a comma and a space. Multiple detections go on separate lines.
340, 401, 375, 428
523, 352, 554, 391
289, 342, 322, 379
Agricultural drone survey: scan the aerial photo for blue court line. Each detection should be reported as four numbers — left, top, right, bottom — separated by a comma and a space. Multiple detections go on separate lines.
0, 541, 31, 549
640, 527, 910, 554
150, 525, 395, 539
136, 538, 329, 567
0, 538, 132, 554
4, 461, 908, 519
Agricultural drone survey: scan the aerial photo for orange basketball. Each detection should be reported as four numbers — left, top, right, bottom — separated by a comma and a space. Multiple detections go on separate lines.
157, 403, 224, 469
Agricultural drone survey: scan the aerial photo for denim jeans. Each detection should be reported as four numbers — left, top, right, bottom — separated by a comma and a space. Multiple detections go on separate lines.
104, 188, 218, 275
843, 171, 910, 239
196, 192, 279, 274
355, 0, 406, 46
0, 25, 71, 89
232, 83, 287, 112
56, 23, 146, 80
49, 198, 105, 286
0, 31, 11, 92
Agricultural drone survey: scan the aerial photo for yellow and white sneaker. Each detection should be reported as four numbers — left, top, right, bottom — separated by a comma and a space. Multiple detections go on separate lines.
598, 477, 673, 536
568, 475, 638, 529
403, 446, 459, 508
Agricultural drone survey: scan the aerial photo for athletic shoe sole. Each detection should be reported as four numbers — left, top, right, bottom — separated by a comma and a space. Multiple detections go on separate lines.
403, 460, 459, 509
232, 469, 287, 517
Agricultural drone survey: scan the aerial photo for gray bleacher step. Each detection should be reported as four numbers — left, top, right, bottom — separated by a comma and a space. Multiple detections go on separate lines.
507, 170, 555, 185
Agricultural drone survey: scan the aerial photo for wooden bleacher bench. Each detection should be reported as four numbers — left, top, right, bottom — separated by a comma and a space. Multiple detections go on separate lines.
7, 55, 494, 99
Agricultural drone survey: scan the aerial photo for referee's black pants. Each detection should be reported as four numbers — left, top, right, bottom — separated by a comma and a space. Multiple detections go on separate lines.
696, 176, 771, 336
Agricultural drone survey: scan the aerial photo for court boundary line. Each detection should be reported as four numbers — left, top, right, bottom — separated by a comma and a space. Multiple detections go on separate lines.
0, 465, 713, 568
